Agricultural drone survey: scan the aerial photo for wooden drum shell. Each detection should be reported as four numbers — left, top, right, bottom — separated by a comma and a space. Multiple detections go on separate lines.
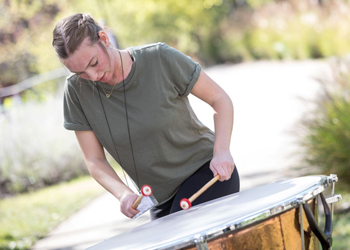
182, 199, 319, 250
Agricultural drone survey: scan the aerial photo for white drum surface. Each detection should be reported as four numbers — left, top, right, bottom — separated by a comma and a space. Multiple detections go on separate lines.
87, 175, 327, 250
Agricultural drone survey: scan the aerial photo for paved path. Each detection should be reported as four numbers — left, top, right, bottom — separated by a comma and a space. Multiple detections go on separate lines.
32, 60, 331, 250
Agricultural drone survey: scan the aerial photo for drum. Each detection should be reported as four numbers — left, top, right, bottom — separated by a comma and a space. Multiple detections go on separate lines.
87, 175, 341, 250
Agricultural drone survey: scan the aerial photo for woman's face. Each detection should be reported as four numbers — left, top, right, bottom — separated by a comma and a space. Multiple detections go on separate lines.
63, 34, 116, 84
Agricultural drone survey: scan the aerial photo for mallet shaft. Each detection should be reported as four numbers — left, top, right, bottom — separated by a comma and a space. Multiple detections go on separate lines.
132, 195, 144, 209
189, 175, 220, 203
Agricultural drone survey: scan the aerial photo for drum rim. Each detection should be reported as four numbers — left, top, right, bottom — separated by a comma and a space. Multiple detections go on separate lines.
87, 175, 334, 250
153, 175, 331, 250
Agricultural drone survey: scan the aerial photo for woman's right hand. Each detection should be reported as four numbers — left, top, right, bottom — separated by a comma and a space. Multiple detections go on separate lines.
120, 193, 140, 219
75, 131, 141, 219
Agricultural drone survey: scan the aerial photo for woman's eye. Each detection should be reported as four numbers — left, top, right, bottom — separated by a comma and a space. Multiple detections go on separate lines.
91, 60, 98, 67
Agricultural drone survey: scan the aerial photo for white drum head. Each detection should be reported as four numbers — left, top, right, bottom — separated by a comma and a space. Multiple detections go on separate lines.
88, 175, 329, 250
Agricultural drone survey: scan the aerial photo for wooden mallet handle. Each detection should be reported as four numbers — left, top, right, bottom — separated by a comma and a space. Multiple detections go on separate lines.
180, 175, 221, 210
131, 184, 153, 209
132, 195, 144, 209
189, 175, 220, 203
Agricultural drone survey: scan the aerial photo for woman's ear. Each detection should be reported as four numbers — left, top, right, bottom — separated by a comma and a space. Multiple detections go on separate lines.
98, 30, 110, 47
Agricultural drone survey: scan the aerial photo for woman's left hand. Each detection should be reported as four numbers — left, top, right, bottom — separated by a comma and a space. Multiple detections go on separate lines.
209, 151, 235, 182
191, 71, 235, 182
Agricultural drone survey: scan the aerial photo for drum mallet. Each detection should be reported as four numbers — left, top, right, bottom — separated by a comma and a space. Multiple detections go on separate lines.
180, 175, 220, 210
132, 184, 153, 209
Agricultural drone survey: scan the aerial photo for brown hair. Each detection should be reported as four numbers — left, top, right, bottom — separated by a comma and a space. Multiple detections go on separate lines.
52, 13, 103, 59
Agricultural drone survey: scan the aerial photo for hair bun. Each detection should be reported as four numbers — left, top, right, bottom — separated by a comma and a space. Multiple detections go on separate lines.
52, 13, 102, 59
78, 13, 90, 27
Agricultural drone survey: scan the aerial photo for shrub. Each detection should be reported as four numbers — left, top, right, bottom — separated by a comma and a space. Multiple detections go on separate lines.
0, 93, 88, 197
298, 57, 350, 186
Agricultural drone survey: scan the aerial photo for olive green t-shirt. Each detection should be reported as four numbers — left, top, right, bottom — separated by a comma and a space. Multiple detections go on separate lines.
63, 42, 214, 204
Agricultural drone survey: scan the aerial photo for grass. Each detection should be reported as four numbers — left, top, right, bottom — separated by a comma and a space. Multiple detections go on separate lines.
331, 186, 350, 250
333, 211, 350, 249
0, 176, 104, 250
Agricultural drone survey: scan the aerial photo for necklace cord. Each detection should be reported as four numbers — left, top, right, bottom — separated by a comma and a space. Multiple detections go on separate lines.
96, 82, 130, 188
95, 50, 131, 188
118, 50, 140, 189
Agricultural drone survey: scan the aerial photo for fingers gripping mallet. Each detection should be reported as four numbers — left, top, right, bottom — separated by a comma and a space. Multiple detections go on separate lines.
180, 175, 220, 210
132, 184, 153, 209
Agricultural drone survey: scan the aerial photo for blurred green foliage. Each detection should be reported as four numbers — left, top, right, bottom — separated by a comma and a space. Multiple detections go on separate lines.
0, 176, 104, 250
0, 0, 61, 88
2, 0, 350, 92
0, 96, 88, 197
298, 57, 350, 188
333, 208, 350, 249
97, 0, 231, 64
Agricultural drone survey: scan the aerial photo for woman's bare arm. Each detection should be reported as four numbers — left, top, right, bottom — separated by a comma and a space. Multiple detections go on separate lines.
191, 71, 235, 181
75, 130, 139, 218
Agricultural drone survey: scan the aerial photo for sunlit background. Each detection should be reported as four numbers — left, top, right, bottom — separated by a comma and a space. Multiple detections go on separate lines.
1, 0, 350, 249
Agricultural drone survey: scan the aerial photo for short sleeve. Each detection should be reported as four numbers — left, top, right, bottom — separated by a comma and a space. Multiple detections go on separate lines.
63, 76, 92, 131
159, 43, 201, 96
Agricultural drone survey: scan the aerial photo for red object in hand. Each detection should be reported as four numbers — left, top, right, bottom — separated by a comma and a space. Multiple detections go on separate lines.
180, 198, 191, 210
179, 175, 220, 210
141, 184, 152, 196
132, 184, 153, 209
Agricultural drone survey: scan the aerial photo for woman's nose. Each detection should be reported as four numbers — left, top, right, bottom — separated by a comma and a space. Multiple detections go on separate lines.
85, 68, 98, 81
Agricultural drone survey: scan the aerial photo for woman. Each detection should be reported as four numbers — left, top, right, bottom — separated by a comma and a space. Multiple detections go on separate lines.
52, 13, 239, 220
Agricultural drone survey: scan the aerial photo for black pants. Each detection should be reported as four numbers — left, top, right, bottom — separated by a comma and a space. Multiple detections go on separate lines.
150, 160, 240, 220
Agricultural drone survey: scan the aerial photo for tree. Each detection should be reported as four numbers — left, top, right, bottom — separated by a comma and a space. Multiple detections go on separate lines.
0, 0, 61, 90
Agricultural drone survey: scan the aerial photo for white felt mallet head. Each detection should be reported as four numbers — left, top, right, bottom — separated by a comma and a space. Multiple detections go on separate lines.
141, 184, 152, 197
180, 198, 192, 210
